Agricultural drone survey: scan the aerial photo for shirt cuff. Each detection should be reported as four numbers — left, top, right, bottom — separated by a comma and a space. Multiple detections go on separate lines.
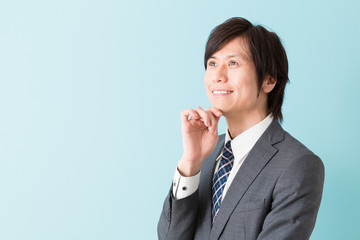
172, 168, 201, 200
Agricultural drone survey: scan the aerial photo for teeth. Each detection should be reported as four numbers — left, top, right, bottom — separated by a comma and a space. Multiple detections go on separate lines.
213, 90, 232, 94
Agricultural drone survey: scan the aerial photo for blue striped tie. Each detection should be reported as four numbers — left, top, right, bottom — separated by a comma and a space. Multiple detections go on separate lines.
212, 140, 234, 224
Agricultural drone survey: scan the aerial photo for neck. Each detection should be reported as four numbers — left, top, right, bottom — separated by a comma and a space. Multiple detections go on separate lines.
225, 110, 269, 139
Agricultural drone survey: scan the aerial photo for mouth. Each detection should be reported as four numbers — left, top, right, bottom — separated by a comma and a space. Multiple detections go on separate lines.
211, 90, 233, 95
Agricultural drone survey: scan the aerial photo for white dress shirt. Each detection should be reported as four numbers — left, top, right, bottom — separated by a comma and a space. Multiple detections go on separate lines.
172, 113, 274, 200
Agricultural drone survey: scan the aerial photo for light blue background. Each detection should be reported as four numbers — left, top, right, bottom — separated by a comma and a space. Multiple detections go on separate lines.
0, 0, 359, 239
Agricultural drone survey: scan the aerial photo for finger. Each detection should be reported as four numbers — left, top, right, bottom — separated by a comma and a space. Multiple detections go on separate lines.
206, 107, 222, 118
194, 106, 213, 127
206, 108, 222, 134
181, 109, 200, 122
195, 107, 215, 127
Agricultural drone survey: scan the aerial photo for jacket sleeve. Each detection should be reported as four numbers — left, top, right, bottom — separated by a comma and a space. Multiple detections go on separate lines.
157, 187, 199, 240
257, 153, 325, 240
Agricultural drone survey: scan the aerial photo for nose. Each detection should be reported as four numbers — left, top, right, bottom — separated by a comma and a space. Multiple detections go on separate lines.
213, 64, 228, 83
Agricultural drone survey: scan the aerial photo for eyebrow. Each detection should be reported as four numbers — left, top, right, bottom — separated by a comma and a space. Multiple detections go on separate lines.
208, 54, 249, 61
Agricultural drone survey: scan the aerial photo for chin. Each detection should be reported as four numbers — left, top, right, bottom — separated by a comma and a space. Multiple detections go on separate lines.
211, 103, 230, 114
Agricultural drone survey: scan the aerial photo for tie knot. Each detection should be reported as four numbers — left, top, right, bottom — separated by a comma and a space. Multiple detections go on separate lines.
222, 140, 233, 160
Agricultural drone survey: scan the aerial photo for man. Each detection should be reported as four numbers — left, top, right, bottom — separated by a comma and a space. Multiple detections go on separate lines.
158, 17, 324, 240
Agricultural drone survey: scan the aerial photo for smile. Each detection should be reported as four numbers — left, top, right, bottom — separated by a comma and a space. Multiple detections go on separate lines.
212, 90, 233, 95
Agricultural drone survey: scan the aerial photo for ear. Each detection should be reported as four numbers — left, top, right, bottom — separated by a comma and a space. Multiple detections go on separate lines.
262, 75, 276, 93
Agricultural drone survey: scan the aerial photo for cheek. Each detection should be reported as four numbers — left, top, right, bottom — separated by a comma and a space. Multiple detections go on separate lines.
204, 72, 210, 85
204, 77, 212, 92
235, 79, 259, 102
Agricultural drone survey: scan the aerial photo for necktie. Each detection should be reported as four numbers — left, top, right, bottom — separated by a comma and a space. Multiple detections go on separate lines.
212, 140, 234, 224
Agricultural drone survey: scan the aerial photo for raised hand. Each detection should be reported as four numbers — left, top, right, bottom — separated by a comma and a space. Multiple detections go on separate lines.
177, 107, 222, 176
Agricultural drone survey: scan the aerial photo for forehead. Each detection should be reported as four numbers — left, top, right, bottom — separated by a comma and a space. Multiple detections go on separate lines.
210, 36, 251, 61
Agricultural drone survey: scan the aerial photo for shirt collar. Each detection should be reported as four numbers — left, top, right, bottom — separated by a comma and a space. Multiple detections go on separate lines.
219, 113, 274, 163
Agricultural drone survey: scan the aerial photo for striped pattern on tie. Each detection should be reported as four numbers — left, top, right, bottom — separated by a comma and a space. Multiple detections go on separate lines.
211, 140, 234, 224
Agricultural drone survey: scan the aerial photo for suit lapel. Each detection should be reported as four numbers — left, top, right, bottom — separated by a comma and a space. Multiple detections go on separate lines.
210, 120, 285, 240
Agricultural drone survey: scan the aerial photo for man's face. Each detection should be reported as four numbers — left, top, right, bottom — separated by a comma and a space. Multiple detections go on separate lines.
204, 36, 265, 118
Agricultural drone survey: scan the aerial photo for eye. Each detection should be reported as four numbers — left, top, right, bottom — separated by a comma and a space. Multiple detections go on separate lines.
208, 61, 216, 67
229, 61, 238, 66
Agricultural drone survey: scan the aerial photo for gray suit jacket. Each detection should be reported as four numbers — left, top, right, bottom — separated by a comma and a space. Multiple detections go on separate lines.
158, 119, 324, 240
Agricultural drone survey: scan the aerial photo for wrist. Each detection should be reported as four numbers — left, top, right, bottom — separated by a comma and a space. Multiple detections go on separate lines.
177, 156, 203, 177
